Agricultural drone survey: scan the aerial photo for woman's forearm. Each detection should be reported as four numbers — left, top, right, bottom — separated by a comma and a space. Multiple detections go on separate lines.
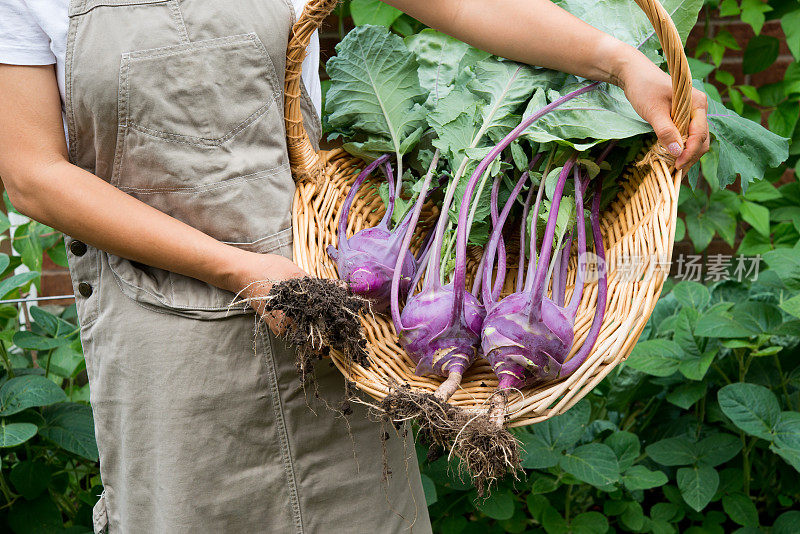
9, 159, 252, 292
387, 0, 641, 85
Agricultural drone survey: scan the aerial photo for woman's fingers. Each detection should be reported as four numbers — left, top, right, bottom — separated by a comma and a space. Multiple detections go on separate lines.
650, 110, 686, 158
676, 89, 710, 170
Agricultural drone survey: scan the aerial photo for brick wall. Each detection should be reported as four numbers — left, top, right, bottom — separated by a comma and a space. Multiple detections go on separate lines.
687, 15, 793, 112
31, 11, 792, 297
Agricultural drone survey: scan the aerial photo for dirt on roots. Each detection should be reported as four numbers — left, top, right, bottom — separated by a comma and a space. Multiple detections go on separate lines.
379, 385, 521, 496
264, 277, 370, 384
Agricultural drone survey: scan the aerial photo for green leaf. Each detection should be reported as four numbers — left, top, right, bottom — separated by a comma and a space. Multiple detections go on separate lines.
530, 476, 561, 494
764, 248, 800, 290
6, 494, 63, 534
737, 228, 772, 256
625, 339, 686, 377
751, 345, 782, 357
743, 35, 780, 74
419, 473, 437, 506
519, 432, 561, 469
621, 501, 645, 531
738, 84, 761, 104
623, 465, 668, 491
559, 443, 620, 487
740, 201, 770, 237
534, 399, 590, 450
13, 331, 69, 351
695, 303, 761, 338
699, 80, 789, 190
679, 348, 717, 381
605, 431, 640, 471
326, 25, 427, 160
0, 271, 39, 299
769, 100, 800, 139
406, 30, 473, 107
780, 295, 800, 317
476, 489, 515, 520
10, 460, 52, 500
651, 502, 680, 522
740, 0, 772, 34
0, 375, 66, 416
542, 505, 568, 534
718, 383, 780, 440
696, 433, 742, 467
467, 58, 541, 140
45, 241, 69, 269
667, 382, 707, 409
671, 281, 710, 310
687, 57, 715, 79
677, 464, 719, 511
685, 212, 715, 251
781, 9, 800, 61
647, 436, 697, 466
349, 0, 402, 27
773, 511, 800, 534
571, 511, 609, 534
773, 411, 800, 451
521, 80, 651, 147
526, 493, 550, 520
0, 421, 38, 447
0, 212, 9, 237
722, 492, 759, 527
39, 402, 99, 461
41, 345, 85, 378
772, 443, 800, 471
743, 180, 781, 202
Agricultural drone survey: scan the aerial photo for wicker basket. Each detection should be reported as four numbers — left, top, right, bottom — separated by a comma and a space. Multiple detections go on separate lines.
284, 0, 691, 428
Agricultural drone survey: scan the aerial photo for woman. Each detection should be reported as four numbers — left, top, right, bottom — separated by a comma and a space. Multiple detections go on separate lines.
0, 0, 708, 532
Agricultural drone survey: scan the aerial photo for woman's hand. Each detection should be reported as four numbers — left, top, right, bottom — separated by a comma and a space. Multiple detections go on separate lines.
224, 251, 308, 333
611, 44, 710, 170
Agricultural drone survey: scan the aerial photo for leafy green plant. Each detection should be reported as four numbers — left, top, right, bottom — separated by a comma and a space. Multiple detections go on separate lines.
0, 205, 99, 533
419, 265, 800, 532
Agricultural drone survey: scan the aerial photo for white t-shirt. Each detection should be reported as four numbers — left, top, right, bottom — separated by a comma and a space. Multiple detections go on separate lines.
0, 0, 322, 118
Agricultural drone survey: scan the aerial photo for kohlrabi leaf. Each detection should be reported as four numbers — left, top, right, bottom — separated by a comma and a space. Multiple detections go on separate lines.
554, 0, 704, 64
694, 80, 790, 190
406, 30, 474, 108
326, 25, 427, 160
466, 58, 542, 140
429, 88, 484, 171
521, 82, 651, 148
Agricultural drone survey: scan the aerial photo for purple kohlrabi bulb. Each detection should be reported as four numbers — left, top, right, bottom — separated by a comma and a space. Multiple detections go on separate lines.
398, 282, 485, 378
329, 227, 415, 311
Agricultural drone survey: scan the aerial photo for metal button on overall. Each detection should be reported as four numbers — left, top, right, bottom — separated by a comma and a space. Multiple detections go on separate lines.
78, 282, 93, 297
70, 240, 88, 256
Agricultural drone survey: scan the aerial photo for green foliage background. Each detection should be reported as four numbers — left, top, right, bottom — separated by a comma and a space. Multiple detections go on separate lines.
0, 197, 99, 533
0, 0, 797, 531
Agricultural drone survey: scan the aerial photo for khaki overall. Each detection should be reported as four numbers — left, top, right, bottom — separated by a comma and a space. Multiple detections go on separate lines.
63, 1, 431, 531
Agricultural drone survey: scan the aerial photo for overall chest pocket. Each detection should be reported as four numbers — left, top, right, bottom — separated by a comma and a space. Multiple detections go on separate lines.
109, 32, 296, 315
119, 33, 280, 150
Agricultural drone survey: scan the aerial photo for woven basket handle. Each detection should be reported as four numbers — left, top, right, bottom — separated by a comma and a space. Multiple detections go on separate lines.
283, 0, 692, 183
284, 0, 338, 183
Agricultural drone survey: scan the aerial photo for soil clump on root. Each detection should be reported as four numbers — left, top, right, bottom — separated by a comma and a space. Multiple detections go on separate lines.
451, 413, 521, 497
264, 277, 370, 384
379, 385, 521, 496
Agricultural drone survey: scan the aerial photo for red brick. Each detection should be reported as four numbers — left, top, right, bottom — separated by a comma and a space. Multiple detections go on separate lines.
749, 56, 793, 86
